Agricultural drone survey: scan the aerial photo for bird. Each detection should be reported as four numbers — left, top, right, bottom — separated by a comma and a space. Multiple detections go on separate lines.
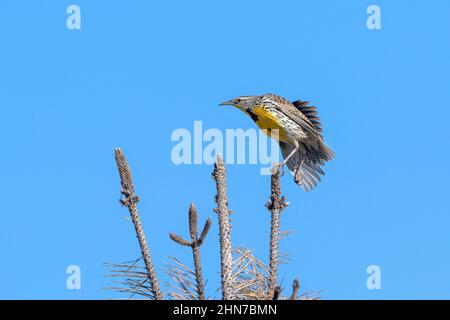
220, 93, 335, 191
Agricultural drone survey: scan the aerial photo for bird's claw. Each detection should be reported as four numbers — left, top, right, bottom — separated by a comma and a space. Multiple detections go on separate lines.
273, 162, 286, 176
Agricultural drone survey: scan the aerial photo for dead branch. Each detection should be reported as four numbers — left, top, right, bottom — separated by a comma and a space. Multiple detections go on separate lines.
114, 148, 163, 300
230, 247, 270, 300
265, 164, 288, 297
104, 259, 155, 299
198, 218, 212, 245
290, 278, 300, 300
212, 154, 233, 300
165, 257, 199, 300
168, 203, 211, 300
189, 203, 198, 241
169, 233, 192, 247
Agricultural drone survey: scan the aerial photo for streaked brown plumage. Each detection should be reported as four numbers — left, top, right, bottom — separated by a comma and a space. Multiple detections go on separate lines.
220, 93, 335, 191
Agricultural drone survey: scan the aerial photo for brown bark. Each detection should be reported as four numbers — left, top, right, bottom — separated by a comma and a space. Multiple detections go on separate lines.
212, 154, 233, 300
266, 164, 288, 297
114, 148, 163, 300
169, 203, 211, 300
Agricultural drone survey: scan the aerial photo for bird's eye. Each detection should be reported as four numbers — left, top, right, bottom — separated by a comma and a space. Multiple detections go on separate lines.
236, 99, 241, 103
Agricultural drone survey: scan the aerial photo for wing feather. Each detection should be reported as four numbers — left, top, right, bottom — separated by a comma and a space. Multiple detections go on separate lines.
262, 95, 322, 140
292, 100, 323, 134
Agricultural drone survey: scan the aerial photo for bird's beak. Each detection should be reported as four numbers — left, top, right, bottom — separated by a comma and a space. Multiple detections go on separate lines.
219, 100, 233, 106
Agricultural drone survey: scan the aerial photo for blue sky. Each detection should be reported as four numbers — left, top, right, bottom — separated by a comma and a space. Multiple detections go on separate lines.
1, 0, 450, 299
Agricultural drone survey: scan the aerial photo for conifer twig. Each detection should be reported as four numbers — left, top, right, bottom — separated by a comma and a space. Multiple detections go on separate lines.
169, 203, 211, 300
212, 154, 233, 300
290, 278, 300, 300
266, 164, 288, 297
230, 247, 271, 300
114, 148, 163, 300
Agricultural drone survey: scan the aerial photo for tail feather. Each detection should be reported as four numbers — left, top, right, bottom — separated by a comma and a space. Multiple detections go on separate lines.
302, 166, 318, 186
321, 144, 336, 161
304, 164, 322, 182
297, 166, 316, 190
280, 141, 334, 191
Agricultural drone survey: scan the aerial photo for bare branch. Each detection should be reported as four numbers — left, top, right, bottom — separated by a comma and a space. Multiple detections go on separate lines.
198, 217, 212, 245
265, 164, 288, 297
168, 203, 210, 300
169, 233, 193, 247
114, 148, 163, 300
290, 278, 300, 300
192, 243, 206, 300
190, 204, 208, 300
189, 203, 198, 242
212, 153, 233, 300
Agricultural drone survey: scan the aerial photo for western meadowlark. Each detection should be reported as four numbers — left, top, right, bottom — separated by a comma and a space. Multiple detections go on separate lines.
220, 93, 335, 191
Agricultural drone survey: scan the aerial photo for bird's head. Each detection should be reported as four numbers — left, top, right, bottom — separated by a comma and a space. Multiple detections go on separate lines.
219, 95, 259, 113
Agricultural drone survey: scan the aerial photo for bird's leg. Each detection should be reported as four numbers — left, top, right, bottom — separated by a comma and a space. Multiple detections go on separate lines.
280, 147, 298, 167
278, 147, 298, 176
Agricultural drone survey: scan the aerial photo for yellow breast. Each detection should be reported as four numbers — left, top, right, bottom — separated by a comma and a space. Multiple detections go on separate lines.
251, 105, 290, 142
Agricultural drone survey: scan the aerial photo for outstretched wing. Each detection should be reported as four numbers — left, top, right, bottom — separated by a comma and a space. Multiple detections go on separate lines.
292, 100, 323, 135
